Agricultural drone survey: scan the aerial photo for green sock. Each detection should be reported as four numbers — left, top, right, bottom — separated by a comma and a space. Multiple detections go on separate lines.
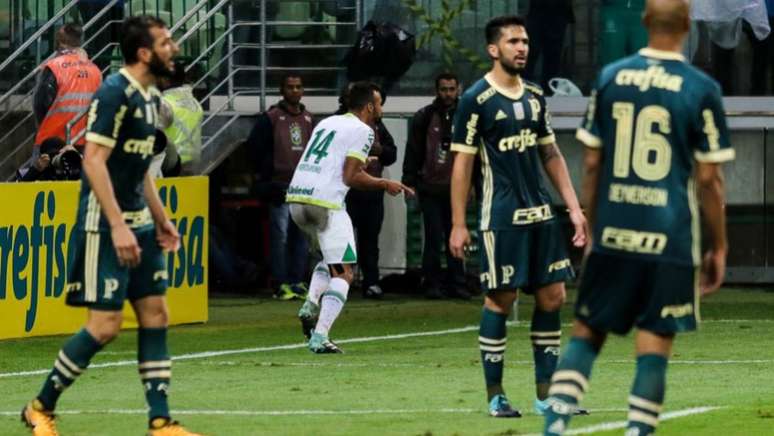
531, 308, 561, 399
37, 328, 103, 410
627, 354, 668, 435
543, 337, 599, 435
479, 308, 508, 401
138, 328, 172, 423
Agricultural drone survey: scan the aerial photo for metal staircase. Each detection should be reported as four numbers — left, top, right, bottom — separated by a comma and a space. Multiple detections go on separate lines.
0, 0, 362, 180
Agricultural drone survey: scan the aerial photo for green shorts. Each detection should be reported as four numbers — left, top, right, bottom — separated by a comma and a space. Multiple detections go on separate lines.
478, 221, 574, 293
576, 252, 699, 335
65, 226, 168, 311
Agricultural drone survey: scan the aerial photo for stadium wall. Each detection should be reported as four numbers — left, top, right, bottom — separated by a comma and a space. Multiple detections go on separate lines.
0, 177, 209, 340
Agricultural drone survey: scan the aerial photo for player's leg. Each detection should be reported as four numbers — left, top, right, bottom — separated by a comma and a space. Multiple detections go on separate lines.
25, 310, 122, 432
532, 282, 566, 402
24, 229, 126, 434
478, 230, 522, 417
269, 202, 297, 300
542, 320, 606, 435
543, 252, 641, 435
290, 204, 332, 339
624, 261, 697, 435
529, 222, 576, 413
626, 330, 673, 435
129, 227, 201, 436
308, 208, 357, 353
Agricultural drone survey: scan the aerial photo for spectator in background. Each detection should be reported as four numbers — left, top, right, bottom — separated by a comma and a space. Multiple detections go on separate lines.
78, 0, 124, 68
524, 0, 574, 95
15, 137, 82, 182
159, 62, 203, 174
402, 73, 469, 300
33, 24, 101, 151
337, 84, 398, 299
247, 74, 314, 300
599, 0, 647, 66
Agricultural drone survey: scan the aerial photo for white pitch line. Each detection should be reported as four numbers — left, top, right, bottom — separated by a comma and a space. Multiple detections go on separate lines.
524, 406, 722, 436
0, 407, 633, 417
0, 325, 480, 379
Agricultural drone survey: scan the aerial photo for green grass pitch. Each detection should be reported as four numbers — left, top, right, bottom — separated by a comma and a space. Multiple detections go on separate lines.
1, 288, 773, 435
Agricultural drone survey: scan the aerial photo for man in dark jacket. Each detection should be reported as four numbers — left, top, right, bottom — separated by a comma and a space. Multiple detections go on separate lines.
338, 84, 398, 299
247, 74, 314, 300
402, 73, 469, 299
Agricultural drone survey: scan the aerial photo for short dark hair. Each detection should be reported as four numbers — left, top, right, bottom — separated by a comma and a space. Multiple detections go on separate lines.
121, 15, 167, 64
56, 24, 82, 49
485, 15, 526, 44
435, 72, 459, 89
347, 81, 381, 111
280, 73, 302, 91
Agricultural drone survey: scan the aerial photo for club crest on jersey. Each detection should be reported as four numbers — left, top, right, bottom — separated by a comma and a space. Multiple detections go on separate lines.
290, 122, 303, 149
528, 96, 541, 121
513, 102, 525, 120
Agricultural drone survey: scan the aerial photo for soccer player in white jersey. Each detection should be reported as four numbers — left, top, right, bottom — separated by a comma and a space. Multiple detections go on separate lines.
287, 82, 414, 353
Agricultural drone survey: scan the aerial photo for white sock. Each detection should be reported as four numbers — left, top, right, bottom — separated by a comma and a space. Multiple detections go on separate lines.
307, 261, 330, 306
314, 277, 349, 336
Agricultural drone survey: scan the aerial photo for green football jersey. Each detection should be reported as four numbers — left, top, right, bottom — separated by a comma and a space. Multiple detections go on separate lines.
451, 73, 557, 231
577, 48, 735, 266
77, 68, 161, 232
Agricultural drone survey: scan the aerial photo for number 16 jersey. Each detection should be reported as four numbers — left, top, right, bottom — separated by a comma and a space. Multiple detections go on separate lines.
578, 48, 735, 266
287, 113, 375, 210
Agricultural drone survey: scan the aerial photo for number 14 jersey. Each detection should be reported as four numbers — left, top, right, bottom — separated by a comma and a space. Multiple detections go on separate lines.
578, 48, 735, 266
287, 113, 375, 210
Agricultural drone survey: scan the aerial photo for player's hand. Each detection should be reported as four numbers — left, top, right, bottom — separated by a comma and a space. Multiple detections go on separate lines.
111, 223, 142, 268
449, 225, 471, 259
700, 248, 726, 296
568, 208, 588, 248
383, 180, 415, 197
156, 220, 181, 253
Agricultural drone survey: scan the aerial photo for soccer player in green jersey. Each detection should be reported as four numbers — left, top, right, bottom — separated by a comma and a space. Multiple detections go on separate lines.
449, 15, 588, 418
543, 1, 733, 434
22, 16, 202, 436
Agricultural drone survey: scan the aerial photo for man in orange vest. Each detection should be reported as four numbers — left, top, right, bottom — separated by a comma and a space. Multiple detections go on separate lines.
33, 23, 102, 151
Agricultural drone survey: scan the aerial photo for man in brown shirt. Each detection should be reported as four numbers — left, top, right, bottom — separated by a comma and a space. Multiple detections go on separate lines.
247, 74, 314, 299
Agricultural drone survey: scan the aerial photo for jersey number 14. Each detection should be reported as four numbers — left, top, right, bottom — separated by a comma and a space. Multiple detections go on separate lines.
304, 129, 337, 164
611, 102, 671, 181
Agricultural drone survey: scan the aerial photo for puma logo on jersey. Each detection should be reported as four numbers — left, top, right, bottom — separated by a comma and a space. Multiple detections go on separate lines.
498, 129, 537, 152
495, 110, 508, 120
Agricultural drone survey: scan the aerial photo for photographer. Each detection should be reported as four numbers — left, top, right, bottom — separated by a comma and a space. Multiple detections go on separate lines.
402, 73, 469, 300
16, 137, 82, 182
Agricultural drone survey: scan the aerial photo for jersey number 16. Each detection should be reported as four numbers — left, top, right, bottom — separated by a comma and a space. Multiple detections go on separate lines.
611, 102, 672, 182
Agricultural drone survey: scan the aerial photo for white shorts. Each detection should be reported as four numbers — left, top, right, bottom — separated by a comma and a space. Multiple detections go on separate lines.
289, 203, 358, 265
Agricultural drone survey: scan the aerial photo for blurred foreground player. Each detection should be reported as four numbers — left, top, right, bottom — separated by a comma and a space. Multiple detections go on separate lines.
22, 16, 202, 436
287, 82, 413, 353
448, 16, 588, 418
543, 1, 734, 434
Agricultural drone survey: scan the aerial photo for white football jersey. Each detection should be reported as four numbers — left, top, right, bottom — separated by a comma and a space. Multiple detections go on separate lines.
286, 113, 374, 209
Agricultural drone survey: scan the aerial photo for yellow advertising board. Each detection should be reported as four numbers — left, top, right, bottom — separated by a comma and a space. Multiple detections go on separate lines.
0, 177, 208, 340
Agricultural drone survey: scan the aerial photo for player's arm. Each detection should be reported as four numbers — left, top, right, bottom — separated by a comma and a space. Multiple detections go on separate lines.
694, 84, 734, 296
83, 88, 143, 268
539, 142, 587, 247
449, 151, 474, 259
580, 148, 602, 241
82, 142, 142, 267
696, 162, 727, 296
342, 156, 413, 196
448, 92, 480, 259
143, 171, 180, 253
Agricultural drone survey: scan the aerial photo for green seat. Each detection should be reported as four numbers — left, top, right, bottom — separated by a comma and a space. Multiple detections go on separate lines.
24, 0, 67, 23
170, 0, 197, 26
274, 1, 311, 40
196, 11, 226, 73
126, 0, 171, 17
